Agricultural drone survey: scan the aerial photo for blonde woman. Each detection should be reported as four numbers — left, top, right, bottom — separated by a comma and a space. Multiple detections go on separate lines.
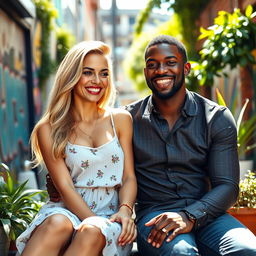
16, 41, 137, 256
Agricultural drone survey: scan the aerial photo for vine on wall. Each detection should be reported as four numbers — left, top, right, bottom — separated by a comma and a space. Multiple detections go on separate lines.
33, 0, 58, 88
33, 0, 76, 89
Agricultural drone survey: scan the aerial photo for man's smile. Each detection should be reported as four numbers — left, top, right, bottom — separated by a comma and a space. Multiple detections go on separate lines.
153, 77, 175, 89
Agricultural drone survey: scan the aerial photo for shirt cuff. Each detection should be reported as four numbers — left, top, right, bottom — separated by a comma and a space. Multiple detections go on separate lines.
182, 204, 208, 230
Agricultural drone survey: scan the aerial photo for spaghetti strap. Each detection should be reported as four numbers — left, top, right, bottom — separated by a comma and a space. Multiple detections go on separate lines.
110, 112, 117, 137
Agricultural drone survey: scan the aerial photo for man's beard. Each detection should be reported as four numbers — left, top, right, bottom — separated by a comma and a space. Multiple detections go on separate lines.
146, 72, 185, 100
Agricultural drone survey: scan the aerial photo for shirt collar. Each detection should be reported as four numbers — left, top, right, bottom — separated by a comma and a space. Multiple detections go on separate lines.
182, 89, 198, 117
143, 89, 198, 118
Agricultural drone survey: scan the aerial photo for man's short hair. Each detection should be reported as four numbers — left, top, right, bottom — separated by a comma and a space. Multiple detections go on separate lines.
144, 35, 188, 62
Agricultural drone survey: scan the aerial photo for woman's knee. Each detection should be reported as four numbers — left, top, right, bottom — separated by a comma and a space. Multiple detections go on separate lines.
40, 214, 73, 235
76, 224, 105, 248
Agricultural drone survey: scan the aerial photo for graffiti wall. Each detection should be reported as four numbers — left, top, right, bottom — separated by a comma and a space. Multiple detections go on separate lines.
0, 9, 30, 171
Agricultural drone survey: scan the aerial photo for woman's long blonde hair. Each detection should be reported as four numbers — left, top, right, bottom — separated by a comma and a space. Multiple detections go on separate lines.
31, 41, 115, 166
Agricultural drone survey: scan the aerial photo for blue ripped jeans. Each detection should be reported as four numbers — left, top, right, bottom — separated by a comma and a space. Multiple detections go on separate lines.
136, 211, 256, 256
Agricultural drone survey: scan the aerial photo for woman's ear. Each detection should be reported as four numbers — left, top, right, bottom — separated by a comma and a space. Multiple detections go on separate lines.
184, 62, 191, 76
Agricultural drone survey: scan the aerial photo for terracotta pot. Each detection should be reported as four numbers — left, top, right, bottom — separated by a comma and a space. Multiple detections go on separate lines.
8, 240, 18, 256
228, 207, 256, 235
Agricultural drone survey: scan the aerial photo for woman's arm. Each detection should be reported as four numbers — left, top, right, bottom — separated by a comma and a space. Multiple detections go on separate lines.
109, 109, 137, 245
37, 122, 96, 220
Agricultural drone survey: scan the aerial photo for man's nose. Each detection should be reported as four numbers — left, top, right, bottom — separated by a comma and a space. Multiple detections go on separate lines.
156, 63, 167, 74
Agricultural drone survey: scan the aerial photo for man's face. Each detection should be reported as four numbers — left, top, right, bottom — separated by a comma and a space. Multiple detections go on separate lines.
144, 43, 190, 100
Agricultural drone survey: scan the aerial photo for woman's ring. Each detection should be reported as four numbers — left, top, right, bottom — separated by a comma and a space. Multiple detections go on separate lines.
162, 228, 168, 236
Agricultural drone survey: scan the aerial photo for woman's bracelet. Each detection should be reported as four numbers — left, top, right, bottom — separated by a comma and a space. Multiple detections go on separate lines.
119, 203, 133, 214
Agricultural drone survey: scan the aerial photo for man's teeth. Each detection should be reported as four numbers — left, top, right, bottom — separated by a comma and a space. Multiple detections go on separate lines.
156, 79, 173, 84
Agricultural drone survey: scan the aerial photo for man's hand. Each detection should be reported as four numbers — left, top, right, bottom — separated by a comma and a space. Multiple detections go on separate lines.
145, 211, 194, 248
46, 174, 61, 202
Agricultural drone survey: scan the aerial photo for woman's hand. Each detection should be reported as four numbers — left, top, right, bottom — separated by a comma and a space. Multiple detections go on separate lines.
109, 207, 137, 246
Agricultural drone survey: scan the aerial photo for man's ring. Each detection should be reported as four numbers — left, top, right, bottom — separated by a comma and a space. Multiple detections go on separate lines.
162, 228, 168, 236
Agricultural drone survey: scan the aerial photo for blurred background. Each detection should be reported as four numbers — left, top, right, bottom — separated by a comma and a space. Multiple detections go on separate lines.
0, 0, 256, 186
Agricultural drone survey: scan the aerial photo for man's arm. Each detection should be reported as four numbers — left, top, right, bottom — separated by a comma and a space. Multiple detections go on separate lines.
145, 107, 240, 248
46, 174, 61, 202
182, 107, 240, 229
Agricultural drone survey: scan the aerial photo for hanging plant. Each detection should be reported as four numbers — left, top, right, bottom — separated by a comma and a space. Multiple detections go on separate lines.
56, 26, 75, 65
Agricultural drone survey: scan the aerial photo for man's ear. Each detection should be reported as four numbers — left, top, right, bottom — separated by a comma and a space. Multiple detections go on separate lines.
184, 62, 191, 76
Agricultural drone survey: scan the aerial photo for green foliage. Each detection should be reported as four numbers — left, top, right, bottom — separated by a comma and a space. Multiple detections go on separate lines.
170, 0, 209, 59
0, 163, 46, 240
134, 0, 209, 59
234, 170, 256, 208
134, 0, 156, 36
215, 88, 256, 158
33, 0, 58, 88
56, 26, 76, 64
124, 14, 183, 94
192, 6, 256, 87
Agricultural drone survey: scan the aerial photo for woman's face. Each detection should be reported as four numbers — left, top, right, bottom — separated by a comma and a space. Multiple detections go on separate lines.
73, 53, 109, 103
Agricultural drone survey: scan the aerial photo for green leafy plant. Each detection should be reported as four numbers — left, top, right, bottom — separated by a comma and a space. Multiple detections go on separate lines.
233, 170, 256, 208
191, 5, 256, 87
215, 88, 256, 157
0, 163, 46, 241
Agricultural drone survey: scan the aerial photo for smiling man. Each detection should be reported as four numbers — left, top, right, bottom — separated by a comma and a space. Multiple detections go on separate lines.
126, 35, 256, 256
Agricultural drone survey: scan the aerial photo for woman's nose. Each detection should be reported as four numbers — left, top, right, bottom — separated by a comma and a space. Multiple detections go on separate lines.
91, 74, 100, 84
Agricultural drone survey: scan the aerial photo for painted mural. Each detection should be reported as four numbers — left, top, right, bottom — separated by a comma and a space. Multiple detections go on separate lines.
0, 9, 30, 171
32, 21, 42, 121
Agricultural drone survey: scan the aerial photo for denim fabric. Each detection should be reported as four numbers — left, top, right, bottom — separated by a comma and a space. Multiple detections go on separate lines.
136, 211, 256, 256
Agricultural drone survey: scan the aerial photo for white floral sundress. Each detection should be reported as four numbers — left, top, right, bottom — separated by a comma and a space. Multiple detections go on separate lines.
16, 113, 132, 256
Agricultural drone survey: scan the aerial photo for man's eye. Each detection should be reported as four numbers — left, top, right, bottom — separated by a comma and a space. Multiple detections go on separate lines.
83, 71, 93, 76
146, 63, 156, 68
167, 61, 176, 66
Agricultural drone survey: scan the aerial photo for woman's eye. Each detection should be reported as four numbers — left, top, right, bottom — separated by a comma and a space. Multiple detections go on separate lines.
83, 71, 93, 76
101, 72, 109, 77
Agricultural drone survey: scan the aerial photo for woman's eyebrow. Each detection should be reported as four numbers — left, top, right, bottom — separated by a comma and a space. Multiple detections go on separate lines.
83, 67, 94, 70
83, 67, 109, 72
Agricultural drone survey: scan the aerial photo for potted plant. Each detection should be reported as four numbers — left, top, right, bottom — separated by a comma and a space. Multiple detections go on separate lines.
215, 88, 256, 177
228, 170, 256, 235
0, 163, 45, 256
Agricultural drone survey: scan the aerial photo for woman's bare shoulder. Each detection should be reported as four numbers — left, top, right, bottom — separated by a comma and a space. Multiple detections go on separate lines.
109, 107, 132, 133
37, 121, 51, 138
110, 107, 132, 121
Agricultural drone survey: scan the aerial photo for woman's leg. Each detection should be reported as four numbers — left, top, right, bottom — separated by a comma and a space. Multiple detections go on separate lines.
21, 214, 73, 256
64, 224, 106, 256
